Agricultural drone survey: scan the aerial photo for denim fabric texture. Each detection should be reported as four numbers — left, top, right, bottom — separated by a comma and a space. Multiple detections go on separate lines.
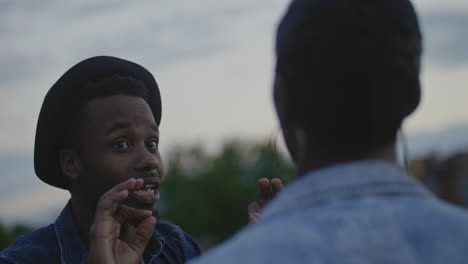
0, 201, 201, 264
189, 160, 468, 264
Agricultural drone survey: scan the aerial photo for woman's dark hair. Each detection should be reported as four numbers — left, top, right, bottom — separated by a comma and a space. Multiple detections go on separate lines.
276, 0, 422, 153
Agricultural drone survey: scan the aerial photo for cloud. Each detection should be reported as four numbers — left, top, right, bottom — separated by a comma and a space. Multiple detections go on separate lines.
0, 0, 289, 153
0, 186, 69, 226
420, 10, 468, 67
412, 0, 468, 12
0, 0, 230, 91
0, 53, 52, 89
407, 122, 468, 159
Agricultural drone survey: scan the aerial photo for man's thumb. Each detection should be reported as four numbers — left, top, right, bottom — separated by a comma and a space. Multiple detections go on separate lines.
130, 216, 157, 254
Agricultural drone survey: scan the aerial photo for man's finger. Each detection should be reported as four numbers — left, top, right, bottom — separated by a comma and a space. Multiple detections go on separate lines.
89, 191, 128, 240
134, 178, 144, 191
94, 190, 129, 223
99, 178, 138, 203
114, 205, 153, 225
128, 216, 157, 255
271, 178, 284, 195
258, 178, 272, 205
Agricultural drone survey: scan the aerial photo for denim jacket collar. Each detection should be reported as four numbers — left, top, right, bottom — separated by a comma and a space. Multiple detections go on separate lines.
54, 201, 165, 264
262, 160, 434, 222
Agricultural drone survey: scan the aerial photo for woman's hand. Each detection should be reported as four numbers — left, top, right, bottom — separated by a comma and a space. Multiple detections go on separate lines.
248, 178, 284, 223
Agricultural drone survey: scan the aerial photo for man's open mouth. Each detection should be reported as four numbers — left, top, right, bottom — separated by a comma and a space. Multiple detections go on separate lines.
134, 183, 157, 197
127, 180, 160, 205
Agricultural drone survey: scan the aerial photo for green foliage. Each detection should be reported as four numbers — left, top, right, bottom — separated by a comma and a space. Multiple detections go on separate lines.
159, 140, 295, 248
0, 223, 34, 251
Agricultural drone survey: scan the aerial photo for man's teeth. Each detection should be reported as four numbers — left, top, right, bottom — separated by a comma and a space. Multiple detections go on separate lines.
134, 189, 155, 196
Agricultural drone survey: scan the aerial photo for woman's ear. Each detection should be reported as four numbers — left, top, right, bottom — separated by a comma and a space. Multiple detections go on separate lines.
59, 150, 82, 181
273, 73, 305, 126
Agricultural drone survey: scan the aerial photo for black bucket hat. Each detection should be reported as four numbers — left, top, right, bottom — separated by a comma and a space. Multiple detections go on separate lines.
34, 56, 162, 189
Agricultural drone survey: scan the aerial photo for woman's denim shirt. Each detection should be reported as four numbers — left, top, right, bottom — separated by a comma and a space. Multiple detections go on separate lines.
189, 160, 468, 264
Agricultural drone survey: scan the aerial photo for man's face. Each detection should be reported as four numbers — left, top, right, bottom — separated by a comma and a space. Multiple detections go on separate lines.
75, 95, 163, 214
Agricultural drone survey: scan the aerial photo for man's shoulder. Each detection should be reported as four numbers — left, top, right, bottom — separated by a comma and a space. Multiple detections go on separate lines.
156, 221, 186, 239
0, 224, 60, 264
155, 221, 202, 260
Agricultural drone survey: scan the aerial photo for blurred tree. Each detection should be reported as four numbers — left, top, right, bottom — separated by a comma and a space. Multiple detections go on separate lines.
159, 140, 295, 248
0, 223, 33, 251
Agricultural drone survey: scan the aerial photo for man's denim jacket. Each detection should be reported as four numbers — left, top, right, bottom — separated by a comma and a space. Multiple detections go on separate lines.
0, 202, 201, 264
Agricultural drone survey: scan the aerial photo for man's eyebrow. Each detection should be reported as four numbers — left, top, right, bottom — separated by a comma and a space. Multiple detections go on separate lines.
105, 122, 130, 135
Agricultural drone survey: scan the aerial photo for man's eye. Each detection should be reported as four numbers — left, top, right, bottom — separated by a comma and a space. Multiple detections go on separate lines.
113, 140, 129, 150
146, 139, 158, 150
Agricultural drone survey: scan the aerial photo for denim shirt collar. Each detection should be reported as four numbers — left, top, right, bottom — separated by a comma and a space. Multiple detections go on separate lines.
262, 160, 434, 222
54, 201, 165, 264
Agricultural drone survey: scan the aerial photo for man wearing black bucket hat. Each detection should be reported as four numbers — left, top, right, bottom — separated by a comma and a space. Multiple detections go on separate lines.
0, 56, 201, 264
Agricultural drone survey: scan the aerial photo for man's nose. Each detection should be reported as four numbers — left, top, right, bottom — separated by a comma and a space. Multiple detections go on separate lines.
134, 146, 159, 171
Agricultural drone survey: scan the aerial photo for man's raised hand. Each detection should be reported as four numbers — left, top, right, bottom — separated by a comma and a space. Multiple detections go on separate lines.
88, 178, 156, 264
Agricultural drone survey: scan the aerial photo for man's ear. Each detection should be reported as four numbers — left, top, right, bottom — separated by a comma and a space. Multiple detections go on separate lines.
59, 150, 82, 181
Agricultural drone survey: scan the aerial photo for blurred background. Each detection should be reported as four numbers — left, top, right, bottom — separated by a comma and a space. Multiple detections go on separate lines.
1, 0, 467, 250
